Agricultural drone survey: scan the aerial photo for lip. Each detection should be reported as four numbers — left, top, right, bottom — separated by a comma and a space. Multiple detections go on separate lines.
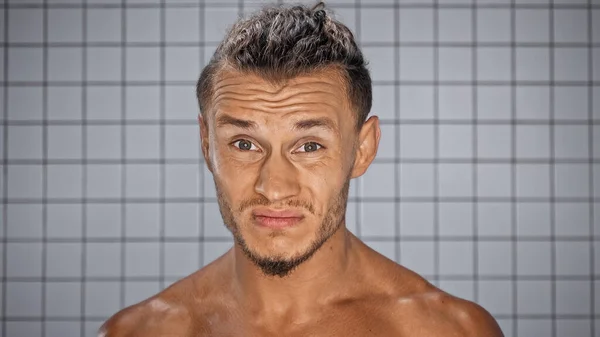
252, 208, 304, 229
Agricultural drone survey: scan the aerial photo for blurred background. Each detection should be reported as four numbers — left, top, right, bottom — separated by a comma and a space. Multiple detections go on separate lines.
0, 0, 598, 336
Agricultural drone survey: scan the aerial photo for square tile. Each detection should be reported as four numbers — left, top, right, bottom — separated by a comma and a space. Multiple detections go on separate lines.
125, 125, 160, 159
45, 282, 81, 317
554, 125, 588, 159
126, 8, 160, 42
399, 86, 434, 120
363, 47, 395, 83
203, 202, 230, 238
517, 280, 552, 314
517, 241, 551, 275
165, 242, 200, 277
48, 8, 83, 42
439, 125, 473, 158
9, 48, 43, 81
166, 164, 201, 198
478, 241, 513, 276
477, 8, 510, 42
399, 48, 433, 81
439, 47, 472, 81
438, 280, 474, 302
439, 241, 473, 275
345, 201, 358, 235
47, 164, 83, 198
124, 281, 160, 307
438, 9, 472, 42
371, 85, 395, 120
518, 319, 552, 337
594, 48, 600, 82
400, 202, 434, 236
126, 203, 160, 237
47, 204, 82, 238
555, 202, 590, 237
516, 126, 550, 158
477, 125, 511, 158
45, 322, 80, 337
8, 125, 43, 159
365, 241, 397, 262
9, 8, 43, 43
166, 47, 201, 82
166, 85, 199, 120
477, 86, 511, 120
555, 47, 589, 82
594, 9, 600, 43
399, 125, 434, 159
203, 241, 233, 266
438, 86, 472, 120
87, 8, 122, 42
556, 242, 590, 276
166, 124, 200, 159
86, 203, 121, 238
478, 281, 512, 315
166, 7, 200, 42
126, 86, 160, 120
46, 243, 82, 277
126, 47, 160, 81
85, 281, 120, 317
516, 164, 550, 198
554, 86, 588, 120
478, 164, 511, 198
516, 9, 550, 42
516, 86, 550, 120
48, 125, 82, 159
556, 280, 590, 315
7, 204, 43, 238
332, 8, 357, 35
86, 164, 122, 198
203, 166, 217, 199
125, 242, 160, 277
85, 322, 104, 337
377, 124, 396, 159
360, 202, 395, 236
87, 86, 121, 120
477, 203, 512, 237
439, 202, 472, 236
477, 47, 511, 81
399, 9, 433, 42
358, 163, 395, 198
7, 243, 42, 277
516, 48, 550, 81
556, 319, 591, 337
87, 47, 122, 81
361, 8, 393, 42
204, 7, 238, 42
86, 242, 121, 277
8, 86, 43, 120
6, 282, 42, 317
126, 164, 160, 198
8, 165, 43, 199
516, 202, 551, 236
438, 163, 473, 197
554, 9, 588, 43
555, 163, 589, 198
87, 125, 121, 159
166, 203, 200, 237
399, 163, 434, 197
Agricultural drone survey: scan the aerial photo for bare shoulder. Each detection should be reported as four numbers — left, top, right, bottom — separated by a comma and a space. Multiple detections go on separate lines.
392, 280, 504, 337
98, 278, 197, 337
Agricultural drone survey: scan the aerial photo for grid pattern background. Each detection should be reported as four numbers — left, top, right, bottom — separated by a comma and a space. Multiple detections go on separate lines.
0, 0, 598, 336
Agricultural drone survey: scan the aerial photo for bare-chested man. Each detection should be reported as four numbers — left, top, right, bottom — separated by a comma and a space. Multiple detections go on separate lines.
100, 3, 504, 336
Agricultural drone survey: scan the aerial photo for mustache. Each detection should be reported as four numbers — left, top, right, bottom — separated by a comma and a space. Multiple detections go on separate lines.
237, 195, 315, 215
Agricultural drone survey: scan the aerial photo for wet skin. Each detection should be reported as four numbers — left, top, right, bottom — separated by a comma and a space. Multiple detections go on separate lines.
100, 68, 504, 337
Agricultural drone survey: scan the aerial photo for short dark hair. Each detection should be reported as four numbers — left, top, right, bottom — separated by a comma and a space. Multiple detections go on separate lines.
196, 2, 372, 129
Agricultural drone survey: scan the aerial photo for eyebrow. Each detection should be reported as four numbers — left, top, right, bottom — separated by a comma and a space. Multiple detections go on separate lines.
215, 114, 258, 130
293, 117, 337, 133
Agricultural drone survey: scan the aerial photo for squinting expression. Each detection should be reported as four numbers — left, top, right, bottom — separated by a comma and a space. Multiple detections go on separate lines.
200, 68, 362, 276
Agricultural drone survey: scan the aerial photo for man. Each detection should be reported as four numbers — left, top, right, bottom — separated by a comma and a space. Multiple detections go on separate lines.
101, 3, 503, 336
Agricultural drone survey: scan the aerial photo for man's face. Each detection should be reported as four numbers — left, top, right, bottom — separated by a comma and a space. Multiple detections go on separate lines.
200, 69, 373, 277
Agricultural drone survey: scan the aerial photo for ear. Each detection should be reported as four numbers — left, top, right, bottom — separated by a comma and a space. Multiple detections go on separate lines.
350, 116, 380, 179
198, 114, 213, 173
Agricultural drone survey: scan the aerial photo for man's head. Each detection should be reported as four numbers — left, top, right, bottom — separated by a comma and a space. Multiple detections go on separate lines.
196, 3, 380, 277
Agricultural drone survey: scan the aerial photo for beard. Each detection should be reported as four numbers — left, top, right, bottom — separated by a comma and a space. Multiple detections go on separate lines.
215, 179, 350, 278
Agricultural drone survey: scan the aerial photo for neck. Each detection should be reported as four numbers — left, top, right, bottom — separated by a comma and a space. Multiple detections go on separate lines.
230, 226, 358, 318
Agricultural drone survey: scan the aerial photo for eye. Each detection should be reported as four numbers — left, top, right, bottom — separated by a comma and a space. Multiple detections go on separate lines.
296, 142, 323, 153
232, 139, 259, 151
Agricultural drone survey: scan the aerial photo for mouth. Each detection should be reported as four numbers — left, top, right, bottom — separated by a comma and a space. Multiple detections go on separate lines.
251, 208, 305, 229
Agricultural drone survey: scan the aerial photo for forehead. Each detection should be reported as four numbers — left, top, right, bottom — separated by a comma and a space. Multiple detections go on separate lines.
207, 68, 352, 122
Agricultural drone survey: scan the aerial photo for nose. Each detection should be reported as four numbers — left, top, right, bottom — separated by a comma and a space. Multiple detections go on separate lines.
254, 152, 301, 203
